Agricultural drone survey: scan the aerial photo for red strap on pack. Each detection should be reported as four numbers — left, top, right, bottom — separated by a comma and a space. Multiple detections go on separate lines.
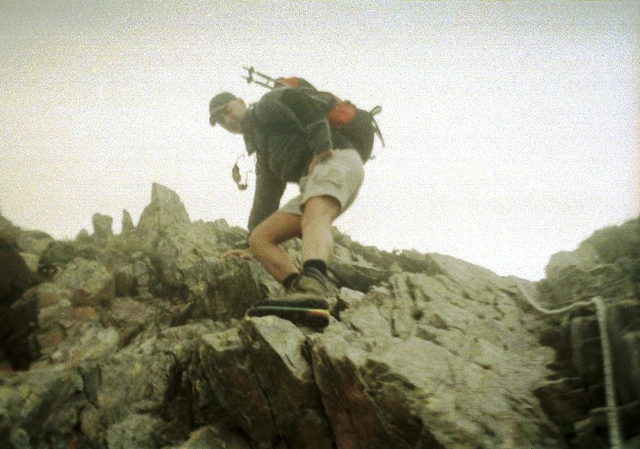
327, 101, 356, 128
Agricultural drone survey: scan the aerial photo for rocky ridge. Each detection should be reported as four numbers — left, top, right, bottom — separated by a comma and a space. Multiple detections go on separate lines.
0, 182, 638, 448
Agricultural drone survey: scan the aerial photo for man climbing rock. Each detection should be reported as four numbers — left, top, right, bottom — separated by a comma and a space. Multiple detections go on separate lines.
208, 78, 376, 328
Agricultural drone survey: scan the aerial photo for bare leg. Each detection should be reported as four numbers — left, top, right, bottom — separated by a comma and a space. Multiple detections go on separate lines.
300, 195, 341, 262
249, 211, 302, 283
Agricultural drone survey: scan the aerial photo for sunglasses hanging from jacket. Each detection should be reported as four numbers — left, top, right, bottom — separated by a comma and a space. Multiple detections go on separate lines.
232, 152, 253, 191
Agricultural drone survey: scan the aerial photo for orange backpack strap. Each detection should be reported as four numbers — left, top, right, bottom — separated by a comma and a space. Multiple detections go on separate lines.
326, 100, 356, 129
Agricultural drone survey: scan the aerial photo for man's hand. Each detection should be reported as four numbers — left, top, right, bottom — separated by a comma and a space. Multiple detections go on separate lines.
221, 249, 253, 259
308, 150, 334, 174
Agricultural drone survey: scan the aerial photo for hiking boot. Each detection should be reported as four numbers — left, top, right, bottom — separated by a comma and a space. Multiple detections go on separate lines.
291, 266, 336, 297
274, 266, 337, 308
245, 267, 335, 328
246, 305, 330, 329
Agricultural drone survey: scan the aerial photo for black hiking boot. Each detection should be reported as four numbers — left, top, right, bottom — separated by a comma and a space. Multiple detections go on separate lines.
246, 305, 330, 328
246, 267, 335, 328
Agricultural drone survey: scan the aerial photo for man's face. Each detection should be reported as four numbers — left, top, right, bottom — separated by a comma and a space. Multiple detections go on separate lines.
215, 99, 246, 134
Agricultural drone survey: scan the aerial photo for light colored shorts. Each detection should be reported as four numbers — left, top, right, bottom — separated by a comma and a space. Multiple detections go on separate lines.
279, 149, 364, 216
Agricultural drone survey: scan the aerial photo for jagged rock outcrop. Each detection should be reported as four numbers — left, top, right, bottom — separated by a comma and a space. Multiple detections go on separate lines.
121, 209, 135, 234
92, 213, 114, 240
1, 184, 638, 448
137, 182, 190, 232
529, 219, 640, 448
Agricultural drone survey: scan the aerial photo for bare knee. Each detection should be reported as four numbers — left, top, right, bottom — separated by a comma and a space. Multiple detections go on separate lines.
249, 212, 302, 256
248, 227, 268, 256
301, 196, 341, 228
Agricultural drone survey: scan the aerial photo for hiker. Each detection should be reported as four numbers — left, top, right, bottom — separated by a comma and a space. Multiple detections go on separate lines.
209, 80, 376, 325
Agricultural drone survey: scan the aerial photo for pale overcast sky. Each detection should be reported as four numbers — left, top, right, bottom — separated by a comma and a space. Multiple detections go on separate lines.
1, 1, 638, 281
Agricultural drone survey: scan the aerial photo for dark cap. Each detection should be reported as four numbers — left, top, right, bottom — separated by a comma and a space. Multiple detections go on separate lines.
209, 92, 237, 126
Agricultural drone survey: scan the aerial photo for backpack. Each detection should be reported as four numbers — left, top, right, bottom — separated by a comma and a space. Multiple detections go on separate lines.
244, 67, 384, 162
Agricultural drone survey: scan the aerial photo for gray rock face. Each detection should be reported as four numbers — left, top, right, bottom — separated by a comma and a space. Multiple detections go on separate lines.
1, 184, 638, 448
535, 219, 640, 446
137, 182, 190, 231
92, 213, 114, 239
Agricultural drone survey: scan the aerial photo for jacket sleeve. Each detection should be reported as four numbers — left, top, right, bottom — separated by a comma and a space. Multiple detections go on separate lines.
247, 154, 287, 233
253, 89, 334, 156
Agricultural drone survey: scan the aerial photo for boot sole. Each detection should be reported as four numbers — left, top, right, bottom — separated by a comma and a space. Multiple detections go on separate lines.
247, 305, 330, 328
261, 297, 329, 310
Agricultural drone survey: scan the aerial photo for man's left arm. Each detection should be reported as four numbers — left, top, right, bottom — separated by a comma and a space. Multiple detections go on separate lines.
247, 155, 287, 233
279, 89, 334, 158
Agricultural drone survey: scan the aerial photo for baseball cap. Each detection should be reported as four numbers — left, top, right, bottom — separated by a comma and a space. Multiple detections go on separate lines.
209, 92, 237, 126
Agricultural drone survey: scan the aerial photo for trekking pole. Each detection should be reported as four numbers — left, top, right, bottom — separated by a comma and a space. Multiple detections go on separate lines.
242, 66, 285, 90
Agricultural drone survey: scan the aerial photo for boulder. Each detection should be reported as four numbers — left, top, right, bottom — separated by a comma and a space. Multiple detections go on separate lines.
137, 182, 190, 231
0, 367, 86, 447
55, 258, 115, 307
240, 317, 334, 449
15, 230, 55, 258
179, 425, 252, 449
200, 326, 279, 445
328, 260, 392, 292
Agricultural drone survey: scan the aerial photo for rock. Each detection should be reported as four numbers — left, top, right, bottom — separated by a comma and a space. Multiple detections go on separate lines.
121, 209, 135, 234
4, 184, 639, 447
240, 316, 334, 449
38, 240, 85, 279
623, 331, 640, 399
392, 248, 440, 274
1, 287, 41, 369
104, 297, 154, 344
114, 264, 138, 297
427, 252, 522, 305
604, 300, 640, 405
192, 258, 268, 321
580, 219, 640, 264
545, 245, 635, 308
310, 329, 410, 449
311, 326, 565, 449
328, 260, 392, 292
200, 326, 278, 445
0, 366, 86, 446
75, 324, 217, 445
336, 287, 364, 310
52, 325, 120, 367
570, 316, 602, 384
92, 213, 114, 239
15, 230, 55, 257
0, 214, 19, 240
105, 414, 166, 449
179, 425, 252, 449
55, 258, 115, 307
0, 236, 33, 312
137, 182, 190, 231
341, 302, 390, 338
533, 378, 592, 433
19, 251, 40, 274
373, 338, 563, 447
150, 219, 277, 319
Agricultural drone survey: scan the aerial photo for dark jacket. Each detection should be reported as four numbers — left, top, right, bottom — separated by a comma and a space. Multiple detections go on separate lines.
243, 87, 355, 232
